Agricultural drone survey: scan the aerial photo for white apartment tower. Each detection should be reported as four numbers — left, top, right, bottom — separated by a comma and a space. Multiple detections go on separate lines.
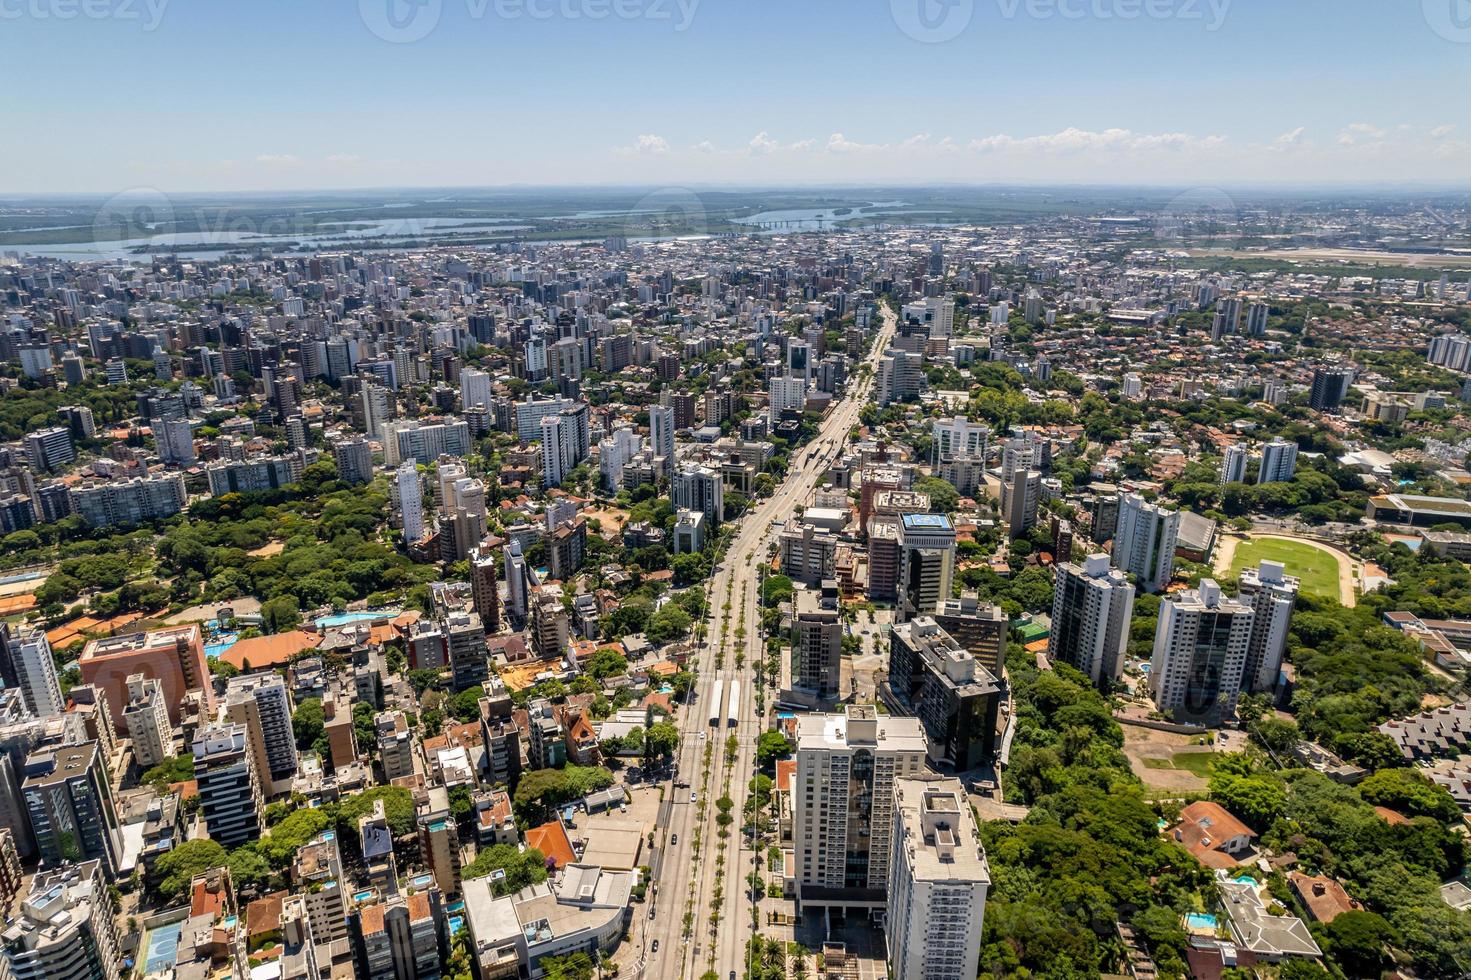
122, 674, 172, 769
1257, 438, 1298, 485
1149, 579, 1255, 724
795, 705, 927, 912
886, 776, 989, 980
1237, 560, 1299, 693
224, 673, 299, 798
673, 465, 724, 527
931, 417, 988, 467
1220, 443, 1248, 484
1048, 555, 1136, 689
1112, 493, 1180, 594
392, 461, 425, 543
648, 404, 675, 472
10, 629, 63, 719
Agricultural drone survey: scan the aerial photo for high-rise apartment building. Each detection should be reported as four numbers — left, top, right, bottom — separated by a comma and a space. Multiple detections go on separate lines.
392, 461, 425, 543
1149, 579, 1255, 724
446, 610, 488, 691
1112, 493, 1180, 594
793, 583, 842, 701
469, 546, 502, 633
888, 618, 1001, 770
1220, 443, 1248, 484
898, 514, 955, 622
1257, 438, 1298, 485
1048, 555, 1136, 689
21, 741, 123, 875
648, 404, 675, 471
224, 673, 299, 798
886, 776, 989, 980
930, 417, 988, 467
1309, 366, 1353, 411
673, 465, 723, 527
1237, 560, 1299, 693
192, 723, 264, 849
877, 351, 924, 407
1, 861, 123, 980
24, 427, 75, 474
794, 705, 927, 913
332, 436, 375, 486
6, 629, 63, 719
122, 674, 172, 769
1004, 469, 1041, 539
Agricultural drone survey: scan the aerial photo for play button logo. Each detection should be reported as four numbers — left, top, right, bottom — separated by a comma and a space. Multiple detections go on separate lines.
1424, 0, 1471, 42
890, 0, 974, 43
360, 0, 442, 43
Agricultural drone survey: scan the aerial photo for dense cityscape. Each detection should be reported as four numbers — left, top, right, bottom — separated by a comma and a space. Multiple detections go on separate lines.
0, 192, 1470, 980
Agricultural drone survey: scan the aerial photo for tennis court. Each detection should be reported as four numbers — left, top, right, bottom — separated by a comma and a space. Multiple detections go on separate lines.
143, 921, 183, 974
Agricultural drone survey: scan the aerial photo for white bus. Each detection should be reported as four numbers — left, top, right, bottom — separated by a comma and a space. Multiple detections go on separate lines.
708, 678, 724, 728
726, 679, 741, 728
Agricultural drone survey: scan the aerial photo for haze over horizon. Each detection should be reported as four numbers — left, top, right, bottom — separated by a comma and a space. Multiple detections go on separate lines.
3, 0, 1470, 193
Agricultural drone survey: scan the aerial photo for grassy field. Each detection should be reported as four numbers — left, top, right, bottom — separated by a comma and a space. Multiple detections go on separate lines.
1142, 751, 1216, 777
1226, 536, 1344, 602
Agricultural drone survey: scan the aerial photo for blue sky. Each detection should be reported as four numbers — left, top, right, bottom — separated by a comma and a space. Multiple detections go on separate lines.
2, 0, 1468, 191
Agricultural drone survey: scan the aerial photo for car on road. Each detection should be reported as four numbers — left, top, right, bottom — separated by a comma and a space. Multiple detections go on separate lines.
651, 939, 659, 952
670, 833, 678, 845
691, 791, 698, 803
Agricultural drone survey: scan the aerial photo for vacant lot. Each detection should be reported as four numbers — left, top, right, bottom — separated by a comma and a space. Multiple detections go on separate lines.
1123, 725, 1217, 794
1143, 751, 1215, 777
1218, 534, 1352, 605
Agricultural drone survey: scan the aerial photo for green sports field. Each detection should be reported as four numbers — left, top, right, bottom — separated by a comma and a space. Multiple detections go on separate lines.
1225, 536, 1345, 603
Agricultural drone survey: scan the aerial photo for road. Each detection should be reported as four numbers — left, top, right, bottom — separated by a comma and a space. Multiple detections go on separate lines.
640, 305, 896, 980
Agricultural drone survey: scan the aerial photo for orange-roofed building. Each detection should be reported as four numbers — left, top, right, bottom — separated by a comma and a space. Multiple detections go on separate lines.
1168, 801, 1256, 869
81, 623, 214, 724
221, 630, 320, 671
526, 820, 577, 871
1288, 872, 1362, 923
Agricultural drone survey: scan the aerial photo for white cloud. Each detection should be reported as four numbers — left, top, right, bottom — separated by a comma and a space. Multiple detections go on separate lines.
691, 140, 717, 154
1431, 124, 1457, 139
747, 131, 780, 155
968, 127, 1223, 154
1337, 122, 1387, 145
256, 153, 301, 165
613, 134, 670, 156
326, 154, 361, 165
826, 132, 887, 153
1273, 127, 1306, 147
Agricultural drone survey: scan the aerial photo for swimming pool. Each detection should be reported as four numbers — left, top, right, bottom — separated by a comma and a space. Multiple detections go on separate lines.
1184, 913, 1219, 932
144, 922, 183, 973
316, 610, 399, 629
204, 633, 239, 659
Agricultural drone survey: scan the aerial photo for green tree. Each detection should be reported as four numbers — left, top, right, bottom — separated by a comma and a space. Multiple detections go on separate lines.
292, 698, 324, 751
151, 839, 227, 902
646, 604, 691, 644
756, 731, 792, 768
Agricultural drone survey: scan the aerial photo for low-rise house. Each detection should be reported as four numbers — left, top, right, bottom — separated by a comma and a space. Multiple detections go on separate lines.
1168, 801, 1256, 869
